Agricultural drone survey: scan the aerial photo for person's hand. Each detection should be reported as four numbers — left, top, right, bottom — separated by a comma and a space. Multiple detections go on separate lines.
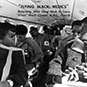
62, 73, 70, 84
46, 50, 53, 55
62, 67, 79, 84
0, 81, 10, 87
25, 63, 35, 70
52, 75, 62, 84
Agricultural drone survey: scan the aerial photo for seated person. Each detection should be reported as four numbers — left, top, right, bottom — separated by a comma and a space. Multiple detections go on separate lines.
55, 20, 82, 58
0, 22, 28, 87
45, 17, 87, 86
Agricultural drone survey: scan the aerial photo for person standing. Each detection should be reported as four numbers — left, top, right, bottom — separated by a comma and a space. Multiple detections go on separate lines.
15, 24, 44, 68
15, 24, 44, 87
0, 22, 28, 87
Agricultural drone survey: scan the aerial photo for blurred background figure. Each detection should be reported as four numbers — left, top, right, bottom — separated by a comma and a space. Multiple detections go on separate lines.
29, 26, 53, 63
29, 25, 55, 87
60, 25, 72, 39
54, 20, 82, 57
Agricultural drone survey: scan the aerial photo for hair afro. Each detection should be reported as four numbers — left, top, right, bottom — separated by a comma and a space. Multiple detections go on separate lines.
16, 24, 28, 35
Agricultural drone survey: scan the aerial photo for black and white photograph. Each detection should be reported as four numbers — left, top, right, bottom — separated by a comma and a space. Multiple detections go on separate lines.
0, 0, 87, 87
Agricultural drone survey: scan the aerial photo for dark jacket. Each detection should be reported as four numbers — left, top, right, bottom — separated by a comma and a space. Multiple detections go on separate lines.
0, 44, 28, 87
18, 37, 44, 64
34, 33, 54, 53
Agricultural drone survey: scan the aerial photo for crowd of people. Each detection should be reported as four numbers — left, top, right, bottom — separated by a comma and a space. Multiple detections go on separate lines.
0, 16, 87, 87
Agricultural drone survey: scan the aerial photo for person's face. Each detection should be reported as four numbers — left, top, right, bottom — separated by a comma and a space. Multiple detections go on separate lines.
17, 35, 25, 42
30, 30, 38, 37
2, 30, 16, 46
80, 25, 87, 41
65, 27, 72, 35
73, 25, 82, 33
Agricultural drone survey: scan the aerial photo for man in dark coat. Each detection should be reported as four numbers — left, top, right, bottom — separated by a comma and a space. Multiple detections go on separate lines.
0, 22, 28, 87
